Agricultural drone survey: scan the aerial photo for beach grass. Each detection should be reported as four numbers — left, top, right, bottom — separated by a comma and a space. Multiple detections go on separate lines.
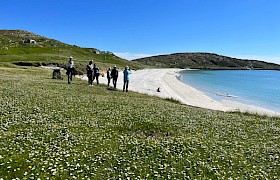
0, 66, 279, 179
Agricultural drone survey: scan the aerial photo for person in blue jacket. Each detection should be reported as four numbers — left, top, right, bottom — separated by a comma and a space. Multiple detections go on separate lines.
123, 66, 131, 92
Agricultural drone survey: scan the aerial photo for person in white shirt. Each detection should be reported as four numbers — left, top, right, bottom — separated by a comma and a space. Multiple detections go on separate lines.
66, 56, 74, 84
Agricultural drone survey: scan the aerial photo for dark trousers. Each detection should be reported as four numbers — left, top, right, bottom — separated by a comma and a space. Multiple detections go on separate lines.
67, 68, 73, 84
107, 77, 111, 86
88, 73, 93, 85
113, 77, 118, 89
123, 80, 129, 92
93, 73, 99, 84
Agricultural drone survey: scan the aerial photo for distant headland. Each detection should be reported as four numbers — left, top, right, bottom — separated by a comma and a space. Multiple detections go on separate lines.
132, 52, 280, 70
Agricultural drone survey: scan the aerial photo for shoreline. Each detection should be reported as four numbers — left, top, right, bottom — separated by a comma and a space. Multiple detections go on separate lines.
75, 68, 280, 117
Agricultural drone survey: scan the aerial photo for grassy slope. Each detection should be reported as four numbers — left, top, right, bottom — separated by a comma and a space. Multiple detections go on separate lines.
0, 30, 147, 73
0, 66, 279, 179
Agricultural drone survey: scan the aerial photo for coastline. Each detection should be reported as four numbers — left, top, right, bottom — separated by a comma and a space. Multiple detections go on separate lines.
76, 68, 280, 117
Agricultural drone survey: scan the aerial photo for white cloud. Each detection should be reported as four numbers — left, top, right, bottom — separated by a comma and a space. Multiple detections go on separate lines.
114, 52, 159, 60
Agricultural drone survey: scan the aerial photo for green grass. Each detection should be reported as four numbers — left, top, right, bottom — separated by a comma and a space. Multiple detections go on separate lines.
0, 66, 279, 179
0, 30, 148, 73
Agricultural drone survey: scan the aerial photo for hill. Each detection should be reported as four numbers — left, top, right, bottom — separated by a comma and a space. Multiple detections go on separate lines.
0, 30, 145, 73
3, 30, 278, 71
133, 52, 280, 70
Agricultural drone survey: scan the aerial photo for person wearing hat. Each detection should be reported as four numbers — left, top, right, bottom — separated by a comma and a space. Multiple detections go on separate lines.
66, 56, 74, 84
86, 60, 94, 86
111, 65, 118, 89
123, 66, 131, 92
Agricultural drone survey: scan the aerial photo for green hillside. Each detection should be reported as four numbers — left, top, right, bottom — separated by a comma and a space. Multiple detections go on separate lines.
3, 30, 279, 71
133, 52, 280, 70
0, 30, 146, 73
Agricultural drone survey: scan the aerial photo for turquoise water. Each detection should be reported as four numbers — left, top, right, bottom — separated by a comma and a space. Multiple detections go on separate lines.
179, 70, 280, 113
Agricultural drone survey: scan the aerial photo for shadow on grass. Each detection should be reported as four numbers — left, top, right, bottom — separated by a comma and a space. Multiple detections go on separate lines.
164, 97, 181, 104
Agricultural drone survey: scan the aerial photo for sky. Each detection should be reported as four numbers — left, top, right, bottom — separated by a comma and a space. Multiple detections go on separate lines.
1, 0, 280, 64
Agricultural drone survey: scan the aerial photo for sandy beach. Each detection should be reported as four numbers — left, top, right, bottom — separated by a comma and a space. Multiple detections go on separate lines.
76, 68, 280, 117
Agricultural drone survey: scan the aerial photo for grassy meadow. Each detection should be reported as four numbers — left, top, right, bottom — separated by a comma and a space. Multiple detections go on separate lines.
0, 66, 279, 179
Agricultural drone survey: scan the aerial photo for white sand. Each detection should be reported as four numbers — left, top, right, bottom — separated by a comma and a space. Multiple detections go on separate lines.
76, 68, 280, 117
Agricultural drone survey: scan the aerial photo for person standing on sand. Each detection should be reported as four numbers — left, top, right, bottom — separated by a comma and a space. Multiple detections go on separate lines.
111, 65, 118, 89
93, 63, 100, 84
106, 67, 112, 86
86, 60, 94, 86
66, 56, 74, 84
123, 66, 131, 92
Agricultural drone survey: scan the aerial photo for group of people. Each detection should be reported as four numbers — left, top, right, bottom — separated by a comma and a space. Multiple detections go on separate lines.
105, 65, 131, 92
86, 60, 100, 86
66, 56, 132, 92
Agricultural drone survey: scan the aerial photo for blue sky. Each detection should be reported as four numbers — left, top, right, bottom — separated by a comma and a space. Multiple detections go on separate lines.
1, 0, 280, 64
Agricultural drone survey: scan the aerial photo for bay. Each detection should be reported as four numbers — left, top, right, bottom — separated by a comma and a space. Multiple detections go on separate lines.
179, 70, 280, 113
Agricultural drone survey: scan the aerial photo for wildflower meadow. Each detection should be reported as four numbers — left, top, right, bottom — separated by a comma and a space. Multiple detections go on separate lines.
0, 67, 279, 179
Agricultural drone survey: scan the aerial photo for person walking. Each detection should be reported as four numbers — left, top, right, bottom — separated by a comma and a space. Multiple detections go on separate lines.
93, 63, 100, 84
106, 67, 112, 86
86, 60, 94, 86
111, 65, 118, 89
123, 66, 131, 92
66, 56, 74, 84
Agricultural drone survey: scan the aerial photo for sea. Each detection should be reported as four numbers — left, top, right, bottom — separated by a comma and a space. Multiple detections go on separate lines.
179, 70, 280, 113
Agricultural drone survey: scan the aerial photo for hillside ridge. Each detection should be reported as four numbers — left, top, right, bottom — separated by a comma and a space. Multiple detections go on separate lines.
0, 30, 146, 73
2, 30, 280, 70
133, 52, 280, 70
